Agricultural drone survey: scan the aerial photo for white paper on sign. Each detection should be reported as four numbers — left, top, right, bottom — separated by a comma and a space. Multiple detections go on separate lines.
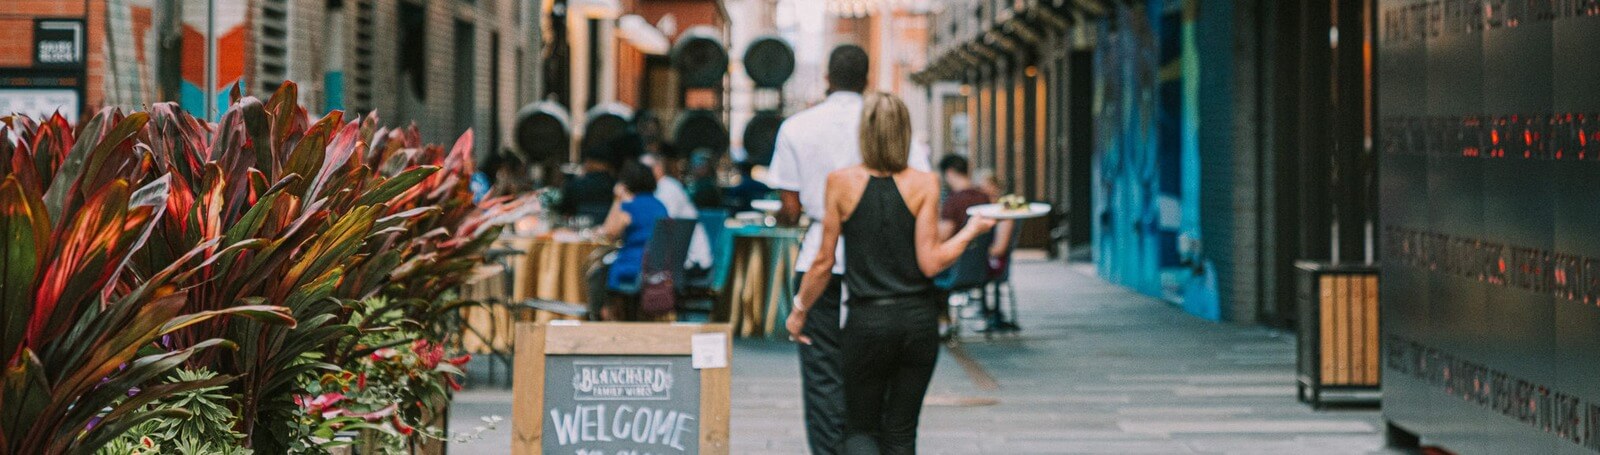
691, 332, 728, 369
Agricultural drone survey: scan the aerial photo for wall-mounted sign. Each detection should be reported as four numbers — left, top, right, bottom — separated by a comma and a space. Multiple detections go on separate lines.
34, 19, 86, 69
513, 322, 731, 455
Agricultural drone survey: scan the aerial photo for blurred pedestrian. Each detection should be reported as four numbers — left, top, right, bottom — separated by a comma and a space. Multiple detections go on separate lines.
767, 44, 871, 455
788, 93, 995, 454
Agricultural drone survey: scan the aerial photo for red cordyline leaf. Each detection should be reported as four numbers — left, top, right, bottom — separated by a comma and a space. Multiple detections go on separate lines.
28, 180, 132, 345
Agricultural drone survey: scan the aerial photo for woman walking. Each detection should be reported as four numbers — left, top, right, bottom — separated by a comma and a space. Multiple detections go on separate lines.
788, 93, 996, 454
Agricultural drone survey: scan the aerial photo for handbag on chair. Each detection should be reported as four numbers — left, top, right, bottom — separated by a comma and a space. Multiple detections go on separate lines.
639, 270, 676, 317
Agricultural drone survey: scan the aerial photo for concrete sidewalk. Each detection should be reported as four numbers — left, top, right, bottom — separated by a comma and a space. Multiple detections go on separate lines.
448, 256, 1388, 454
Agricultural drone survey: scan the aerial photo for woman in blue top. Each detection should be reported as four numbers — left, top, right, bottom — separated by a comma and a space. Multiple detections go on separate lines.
588, 161, 670, 320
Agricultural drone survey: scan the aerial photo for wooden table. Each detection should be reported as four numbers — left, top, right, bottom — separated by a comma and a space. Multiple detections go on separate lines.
722, 225, 804, 338
508, 236, 609, 308
457, 236, 608, 355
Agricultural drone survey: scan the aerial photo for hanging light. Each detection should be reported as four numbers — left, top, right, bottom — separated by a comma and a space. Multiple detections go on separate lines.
826, 0, 875, 18
826, 0, 924, 18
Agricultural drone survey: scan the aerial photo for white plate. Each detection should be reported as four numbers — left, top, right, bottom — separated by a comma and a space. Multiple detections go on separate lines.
966, 202, 1051, 220
750, 199, 783, 212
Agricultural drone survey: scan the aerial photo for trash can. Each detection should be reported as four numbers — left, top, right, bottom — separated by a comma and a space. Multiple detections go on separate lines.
1295, 261, 1380, 408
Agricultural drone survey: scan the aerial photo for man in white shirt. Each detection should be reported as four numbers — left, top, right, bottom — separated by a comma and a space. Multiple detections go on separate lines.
641, 153, 713, 270
766, 44, 930, 455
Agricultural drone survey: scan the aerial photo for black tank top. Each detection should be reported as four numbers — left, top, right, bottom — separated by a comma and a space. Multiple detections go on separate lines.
842, 175, 933, 299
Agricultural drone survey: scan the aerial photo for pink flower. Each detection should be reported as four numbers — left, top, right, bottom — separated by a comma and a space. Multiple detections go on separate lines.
371, 348, 398, 361
297, 392, 346, 416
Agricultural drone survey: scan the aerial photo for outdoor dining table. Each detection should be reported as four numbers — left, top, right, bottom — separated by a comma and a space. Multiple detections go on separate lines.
722, 224, 805, 338
456, 234, 607, 354
507, 234, 609, 320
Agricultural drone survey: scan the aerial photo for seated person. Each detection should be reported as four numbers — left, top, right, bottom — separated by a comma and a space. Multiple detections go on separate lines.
723, 161, 772, 213
641, 153, 714, 274
586, 162, 669, 321
555, 147, 617, 225
938, 157, 1015, 277
687, 149, 724, 209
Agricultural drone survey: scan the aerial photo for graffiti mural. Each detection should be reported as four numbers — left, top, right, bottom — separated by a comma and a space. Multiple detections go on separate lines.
1092, 0, 1211, 319
103, 0, 249, 120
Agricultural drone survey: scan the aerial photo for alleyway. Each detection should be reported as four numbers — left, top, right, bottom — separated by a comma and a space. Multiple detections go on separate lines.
450, 256, 1389, 454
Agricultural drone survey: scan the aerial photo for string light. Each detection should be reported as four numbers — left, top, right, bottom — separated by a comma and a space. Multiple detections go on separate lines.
825, 0, 919, 18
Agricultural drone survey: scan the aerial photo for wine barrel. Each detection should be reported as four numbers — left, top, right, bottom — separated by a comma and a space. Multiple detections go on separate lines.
513, 101, 570, 163
671, 27, 729, 88
742, 112, 784, 166
743, 36, 795, 88
580, 102, 635, 160
672, 110, 728, 158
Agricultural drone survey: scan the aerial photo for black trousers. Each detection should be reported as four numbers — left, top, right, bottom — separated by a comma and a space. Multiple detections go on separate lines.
840, 296, 940, 455
586, 263, 610, 320
798, 273, 846, 455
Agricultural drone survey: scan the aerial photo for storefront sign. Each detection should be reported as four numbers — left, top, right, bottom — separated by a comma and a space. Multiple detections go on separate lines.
34, 19, 86, 69
514, 323, 730, 455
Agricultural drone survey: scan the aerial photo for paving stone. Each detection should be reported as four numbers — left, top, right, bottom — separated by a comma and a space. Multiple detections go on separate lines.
446, 258, 1385, 454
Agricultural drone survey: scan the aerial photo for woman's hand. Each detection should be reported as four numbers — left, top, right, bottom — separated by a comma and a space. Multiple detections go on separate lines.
963, 215, 998, 237
786, 307, 812, 345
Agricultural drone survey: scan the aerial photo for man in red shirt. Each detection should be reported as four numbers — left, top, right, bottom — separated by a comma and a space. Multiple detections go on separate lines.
939, 156, 1012, 256
938, 155, 992, 238
938, 155, 1017, 331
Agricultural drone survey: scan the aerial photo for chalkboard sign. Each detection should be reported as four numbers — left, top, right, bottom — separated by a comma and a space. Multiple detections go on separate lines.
514, 323, 731, 454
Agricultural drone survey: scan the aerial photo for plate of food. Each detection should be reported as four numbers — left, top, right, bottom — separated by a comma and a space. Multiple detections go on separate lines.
966, 195, 1051, 220
751, 199, 783, 213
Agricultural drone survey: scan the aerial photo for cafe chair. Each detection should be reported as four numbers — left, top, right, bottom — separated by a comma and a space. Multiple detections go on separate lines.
936, 232, 995, 342
986, 224, 1024, 333
455, 247, 527, 387
612, 218, 697, 320
680, 209, 733, 322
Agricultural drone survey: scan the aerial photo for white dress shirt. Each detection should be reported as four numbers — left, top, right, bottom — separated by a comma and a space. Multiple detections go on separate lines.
767, 91, 930, 274
654, 176, 713, 269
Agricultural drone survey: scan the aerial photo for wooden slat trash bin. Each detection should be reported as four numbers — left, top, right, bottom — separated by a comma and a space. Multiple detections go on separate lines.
1295, 261, 1380, 408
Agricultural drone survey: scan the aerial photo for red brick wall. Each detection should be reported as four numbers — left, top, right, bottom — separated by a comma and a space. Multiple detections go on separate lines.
0, 0, 105, 109
0, 19, 35, 67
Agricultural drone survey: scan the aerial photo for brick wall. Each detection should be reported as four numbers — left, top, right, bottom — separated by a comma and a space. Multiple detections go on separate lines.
6, 0, 538, 155
0, 0, 106, 111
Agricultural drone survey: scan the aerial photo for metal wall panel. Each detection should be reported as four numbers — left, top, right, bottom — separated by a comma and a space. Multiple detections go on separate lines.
1379, 2, 1600, 453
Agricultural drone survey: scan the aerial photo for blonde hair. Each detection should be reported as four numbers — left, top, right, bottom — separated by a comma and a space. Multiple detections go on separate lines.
859, 92, 911, 173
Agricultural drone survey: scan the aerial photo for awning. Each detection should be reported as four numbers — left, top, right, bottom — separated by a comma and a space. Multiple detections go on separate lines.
618, 15, 671, 55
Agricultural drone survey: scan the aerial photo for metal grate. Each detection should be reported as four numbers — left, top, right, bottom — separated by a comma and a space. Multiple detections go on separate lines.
350, 0, 376, 112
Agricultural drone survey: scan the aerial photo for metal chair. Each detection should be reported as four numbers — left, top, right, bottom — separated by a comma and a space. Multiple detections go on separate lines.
937, 232, 994, 341
612, 218, 697, 320
455, 247, 525, 388
986, 224, 1024, 332
679, 209, 731, 322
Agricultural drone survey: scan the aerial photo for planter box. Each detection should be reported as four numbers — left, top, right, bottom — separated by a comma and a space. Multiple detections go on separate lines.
1294, 261, 1380, 408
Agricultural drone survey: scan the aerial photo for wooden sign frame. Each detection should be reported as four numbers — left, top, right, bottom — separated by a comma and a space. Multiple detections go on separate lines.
512, 322, 731, 454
